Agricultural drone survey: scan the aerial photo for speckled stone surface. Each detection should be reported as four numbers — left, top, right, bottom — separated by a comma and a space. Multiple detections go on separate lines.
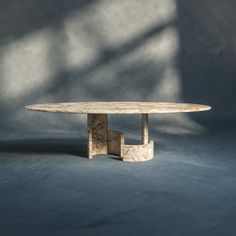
87, 114, 108, 158
123, 141, 154, 162
25, 102, 211, 114
108, 130, 124, 157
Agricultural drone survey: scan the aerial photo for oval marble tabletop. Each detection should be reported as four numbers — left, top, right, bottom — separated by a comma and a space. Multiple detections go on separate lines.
25, 102, 211, 114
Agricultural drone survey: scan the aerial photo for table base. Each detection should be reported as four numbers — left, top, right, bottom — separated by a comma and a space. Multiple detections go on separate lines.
87, 114, 154, 162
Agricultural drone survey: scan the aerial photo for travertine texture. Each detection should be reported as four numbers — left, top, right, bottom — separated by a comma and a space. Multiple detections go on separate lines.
87, 114, 154, 162
26, 102, 211, 162
108, 130, 124, 157
26, 102, 211, 114
87, 114, 108, 159
142, 114, 149, 144
122, 141, 154, 162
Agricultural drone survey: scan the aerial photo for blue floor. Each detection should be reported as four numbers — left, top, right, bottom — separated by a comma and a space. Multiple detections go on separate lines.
0, 128, 235, 236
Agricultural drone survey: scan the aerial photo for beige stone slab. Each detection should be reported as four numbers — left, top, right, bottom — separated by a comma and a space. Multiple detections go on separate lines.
25, 102, 211, 114
108, 130, 125, 156
87, 114, 108, 158
122, 141, 154, 162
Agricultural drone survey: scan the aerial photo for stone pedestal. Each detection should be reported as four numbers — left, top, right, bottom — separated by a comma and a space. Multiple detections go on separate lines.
87, 114, 154, 162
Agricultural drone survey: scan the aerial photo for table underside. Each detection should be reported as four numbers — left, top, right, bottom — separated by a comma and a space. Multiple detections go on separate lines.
87, 114, 154, 162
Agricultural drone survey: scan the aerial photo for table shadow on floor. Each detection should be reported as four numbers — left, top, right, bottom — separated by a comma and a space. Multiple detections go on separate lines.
0, 138, 87, 158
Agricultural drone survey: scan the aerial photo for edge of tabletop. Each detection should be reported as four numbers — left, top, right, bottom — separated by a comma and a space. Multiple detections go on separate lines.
24, 103, 212, 114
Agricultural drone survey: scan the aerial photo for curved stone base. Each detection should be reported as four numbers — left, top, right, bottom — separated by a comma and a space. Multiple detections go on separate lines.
107, 130, 154, 162
122, 141, 154, 162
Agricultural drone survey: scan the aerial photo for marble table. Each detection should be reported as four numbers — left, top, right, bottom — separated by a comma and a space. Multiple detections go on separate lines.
25, 102, 211, 162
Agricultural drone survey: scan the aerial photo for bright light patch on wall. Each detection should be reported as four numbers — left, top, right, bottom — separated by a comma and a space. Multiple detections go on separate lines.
63, 10, 100, 69
1, 29, 54, 99
93, 0, 177, 46
147, 27, 179, 63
